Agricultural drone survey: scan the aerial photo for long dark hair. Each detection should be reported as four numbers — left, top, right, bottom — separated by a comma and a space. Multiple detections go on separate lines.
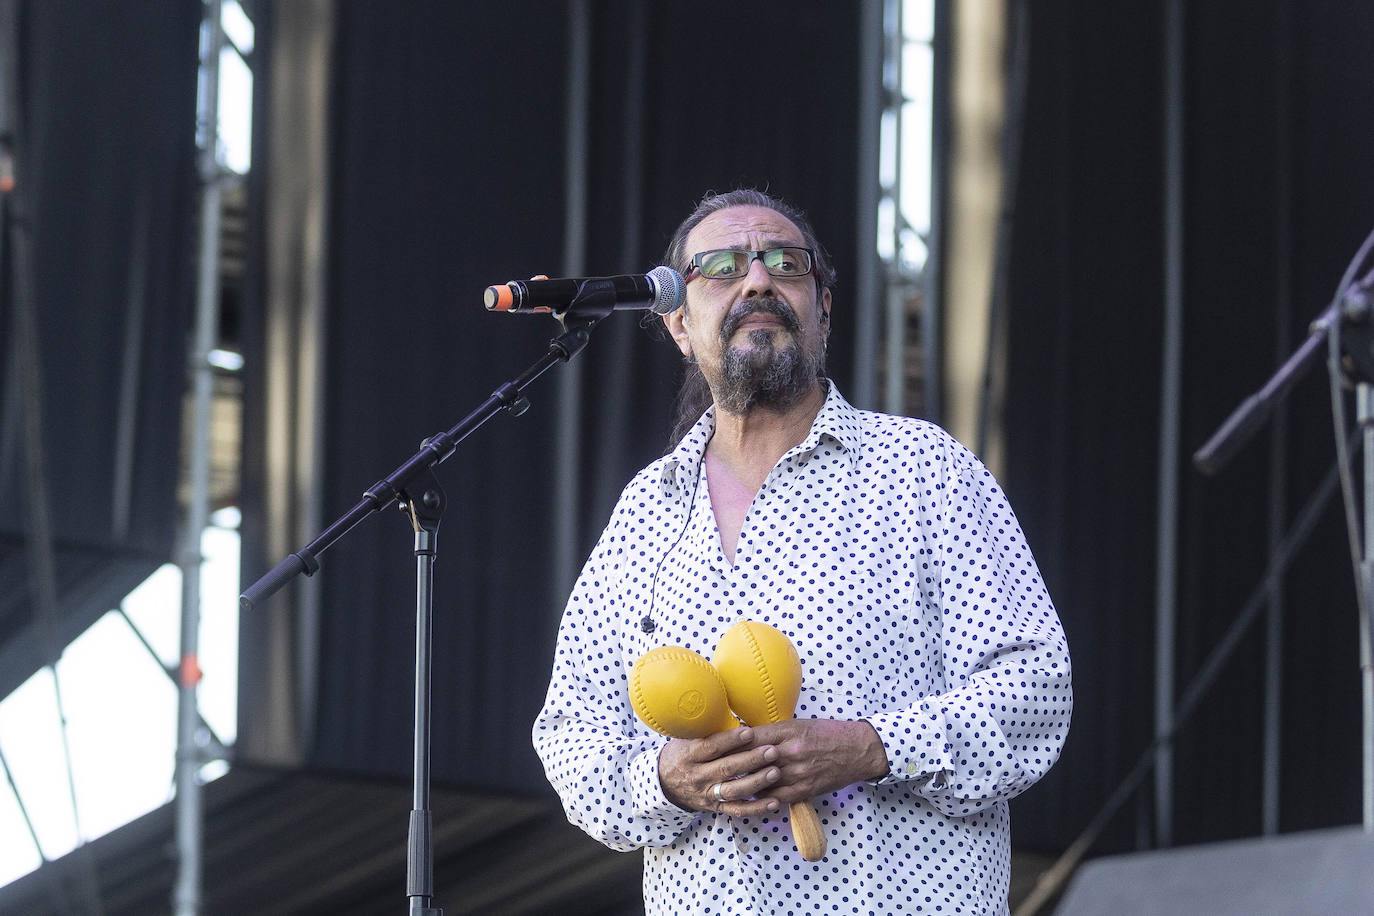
657, 189, 838, 450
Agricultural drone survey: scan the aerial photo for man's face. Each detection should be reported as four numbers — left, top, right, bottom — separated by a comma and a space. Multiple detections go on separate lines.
664, 205, 831, 415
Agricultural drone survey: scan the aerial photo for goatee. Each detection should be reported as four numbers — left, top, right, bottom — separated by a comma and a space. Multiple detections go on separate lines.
712, 297, 824, 415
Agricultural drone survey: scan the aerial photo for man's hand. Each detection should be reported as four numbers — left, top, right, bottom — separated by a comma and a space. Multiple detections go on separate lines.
659, 727, 784, 817
658, 720, 889, 816
745, 719, 889, 805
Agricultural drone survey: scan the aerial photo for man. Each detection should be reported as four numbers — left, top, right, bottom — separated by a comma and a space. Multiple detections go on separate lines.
533, 189, 1071, 915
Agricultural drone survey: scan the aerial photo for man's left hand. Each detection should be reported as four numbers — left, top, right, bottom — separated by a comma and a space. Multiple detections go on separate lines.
740, 719, 889, 804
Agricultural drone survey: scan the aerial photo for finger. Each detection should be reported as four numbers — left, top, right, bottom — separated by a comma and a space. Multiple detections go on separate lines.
712, 765, 783, 810
686, 726, 754, 763
753, 776, 815, 806
712, 743, 780, 783
743, 721, 798, 746
721, 796, 784, 818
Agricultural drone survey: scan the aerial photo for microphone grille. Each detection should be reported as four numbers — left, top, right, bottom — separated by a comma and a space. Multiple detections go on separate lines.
647, 265, 687, 315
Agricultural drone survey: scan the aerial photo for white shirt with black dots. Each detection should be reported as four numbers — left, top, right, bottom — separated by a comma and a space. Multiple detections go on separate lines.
533, 383, 1072, 915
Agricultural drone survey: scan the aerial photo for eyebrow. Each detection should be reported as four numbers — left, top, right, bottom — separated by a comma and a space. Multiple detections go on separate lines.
706, 239, 802, 251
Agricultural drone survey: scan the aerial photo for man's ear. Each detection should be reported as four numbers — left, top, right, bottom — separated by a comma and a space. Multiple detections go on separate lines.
663, 305, 693, 358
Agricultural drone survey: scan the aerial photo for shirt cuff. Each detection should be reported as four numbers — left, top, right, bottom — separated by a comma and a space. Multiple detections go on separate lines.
628, 741, 699, 824
863, 706, 954, 788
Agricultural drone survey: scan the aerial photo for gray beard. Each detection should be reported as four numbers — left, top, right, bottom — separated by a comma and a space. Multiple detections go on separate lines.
713, 320, 825, 415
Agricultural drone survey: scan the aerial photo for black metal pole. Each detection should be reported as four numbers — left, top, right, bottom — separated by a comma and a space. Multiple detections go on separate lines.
239, 287, 617, 914
402, 471, 443, 915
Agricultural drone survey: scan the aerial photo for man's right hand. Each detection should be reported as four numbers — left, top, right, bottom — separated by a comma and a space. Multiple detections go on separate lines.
658, 726, 782, 816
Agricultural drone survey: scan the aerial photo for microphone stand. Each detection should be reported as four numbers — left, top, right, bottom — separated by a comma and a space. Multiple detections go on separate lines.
240, 281, 622, 914
1194, 266, 1374, 832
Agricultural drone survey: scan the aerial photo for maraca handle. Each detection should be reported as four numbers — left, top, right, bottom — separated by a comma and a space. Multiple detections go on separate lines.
789, 800, 826, 861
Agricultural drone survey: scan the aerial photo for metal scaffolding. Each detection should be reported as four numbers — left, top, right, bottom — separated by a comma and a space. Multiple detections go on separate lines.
173, 1, 229, 912
867, 0, 944, 421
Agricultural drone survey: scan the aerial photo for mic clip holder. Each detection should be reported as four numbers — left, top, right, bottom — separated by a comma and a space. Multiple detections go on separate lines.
1336, 281, 1374, 386
533, 278, 616, 365
552, 277, 618, 329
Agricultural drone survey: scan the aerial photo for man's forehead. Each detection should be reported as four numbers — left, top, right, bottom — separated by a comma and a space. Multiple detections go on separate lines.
686, 205, 805, 251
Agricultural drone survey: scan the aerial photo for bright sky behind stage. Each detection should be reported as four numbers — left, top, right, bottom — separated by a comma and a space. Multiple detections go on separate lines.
0, 518, 241, 887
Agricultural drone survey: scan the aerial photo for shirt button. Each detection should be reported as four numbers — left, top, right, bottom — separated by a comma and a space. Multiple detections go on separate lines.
905, 762, 919, 775
736, 837, 749, 853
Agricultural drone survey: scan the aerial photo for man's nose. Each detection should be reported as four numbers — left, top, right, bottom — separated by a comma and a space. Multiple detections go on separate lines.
740, 255, 776, 299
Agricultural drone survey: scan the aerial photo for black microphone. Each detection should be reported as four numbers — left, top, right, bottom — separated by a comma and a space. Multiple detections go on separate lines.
484, 265, 685, 316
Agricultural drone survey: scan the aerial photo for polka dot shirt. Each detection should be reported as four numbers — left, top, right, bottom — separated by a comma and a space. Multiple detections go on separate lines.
532, 383, 1072, 915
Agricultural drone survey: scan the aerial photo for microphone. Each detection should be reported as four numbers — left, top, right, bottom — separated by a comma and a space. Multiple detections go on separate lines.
484, 265, 686, 316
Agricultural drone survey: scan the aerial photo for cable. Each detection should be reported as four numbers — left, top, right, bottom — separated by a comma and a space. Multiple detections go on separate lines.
640, 448, 705, 635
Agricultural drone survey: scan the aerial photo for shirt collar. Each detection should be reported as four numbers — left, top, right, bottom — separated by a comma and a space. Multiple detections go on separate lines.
795, 381, 864, 469
660, 403, 715, 493
659, 380, 864, 495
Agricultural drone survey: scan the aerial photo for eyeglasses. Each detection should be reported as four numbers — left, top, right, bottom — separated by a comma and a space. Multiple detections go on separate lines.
689, 247, 814, 280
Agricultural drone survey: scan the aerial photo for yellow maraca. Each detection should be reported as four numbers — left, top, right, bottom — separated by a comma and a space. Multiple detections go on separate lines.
629, 646, 739, 738
713, 619, 826, 861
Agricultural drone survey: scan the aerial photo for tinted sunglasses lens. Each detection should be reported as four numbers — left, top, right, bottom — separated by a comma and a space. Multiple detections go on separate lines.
764, 248, 811, 276
699, 250, 745, 278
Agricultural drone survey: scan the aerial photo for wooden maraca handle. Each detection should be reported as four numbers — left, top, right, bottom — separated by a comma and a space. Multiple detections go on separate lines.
789, 800, 826, 861
712, 620, 826, 860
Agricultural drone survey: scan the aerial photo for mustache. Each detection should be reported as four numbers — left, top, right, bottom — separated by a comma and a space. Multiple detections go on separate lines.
719, 297, 802, 340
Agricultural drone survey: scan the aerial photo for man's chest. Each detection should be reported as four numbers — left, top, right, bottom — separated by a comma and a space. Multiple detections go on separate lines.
621, 468, 946, 706
702, 458, 756, 565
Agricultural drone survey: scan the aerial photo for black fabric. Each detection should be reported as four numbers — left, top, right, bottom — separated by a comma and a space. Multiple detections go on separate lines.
1005, 0, 1374, 853
237, 0, 1374, 862
0, 0, 199, 696
237, 2, 862, 792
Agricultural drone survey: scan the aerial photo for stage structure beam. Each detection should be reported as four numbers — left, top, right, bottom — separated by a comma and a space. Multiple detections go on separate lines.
551, 0, 590, 603
1153, 0, 1185, 850
1261, 0, 1295, 838
853, 0, 881, 411
174, 0, 227, 912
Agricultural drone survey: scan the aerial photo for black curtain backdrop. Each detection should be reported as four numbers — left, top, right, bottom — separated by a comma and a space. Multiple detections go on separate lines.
1005, 0, 1374, 853
239, 2, 862, 793
238, 0, 1374, 862
0, 0, 198, 697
